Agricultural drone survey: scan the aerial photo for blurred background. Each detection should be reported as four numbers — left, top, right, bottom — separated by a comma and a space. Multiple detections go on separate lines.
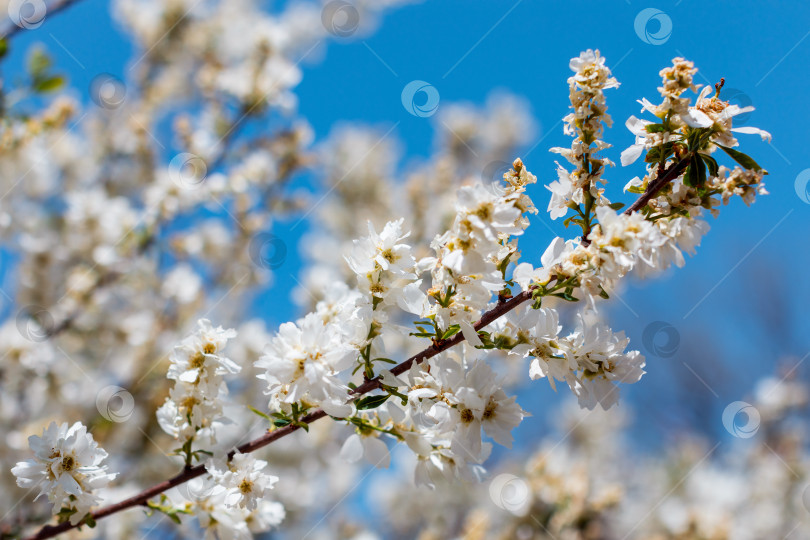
1, 0, 809, 538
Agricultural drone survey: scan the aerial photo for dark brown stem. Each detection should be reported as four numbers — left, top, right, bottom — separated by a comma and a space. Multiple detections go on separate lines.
20, 156, 687, 540
623, 156, 691, 216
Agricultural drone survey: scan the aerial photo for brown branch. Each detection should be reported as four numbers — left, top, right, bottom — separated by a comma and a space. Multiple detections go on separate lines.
623, 155, 691, 216
20, 157, 687, 540
580, 154, 689, 246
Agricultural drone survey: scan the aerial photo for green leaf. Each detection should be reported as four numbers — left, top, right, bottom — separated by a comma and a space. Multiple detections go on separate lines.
716, 144, 763, 171
356, 394, 391, 410
645, 142, 675, 164
550, 292, 579, 302
373, 357, 397, 365
0, 38, 8, 59
685, 155, 699, 187
701, 153, 719, 177
608, 202, 625, 211
146, 494, 190, 525
441, 325, 461, 340
695, 154, 707, 186
273, 418, 292, 428
33, 75, 65, 93
28, 48, 52, 79
645, 123, 668, 133
56, 507, 77, 520
248, 406, 272, 422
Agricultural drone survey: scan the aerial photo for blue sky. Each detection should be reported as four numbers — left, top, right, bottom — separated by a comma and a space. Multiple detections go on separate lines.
4, 0, 810, 451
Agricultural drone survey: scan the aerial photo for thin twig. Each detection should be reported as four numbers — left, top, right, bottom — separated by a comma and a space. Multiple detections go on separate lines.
623, 156, 691, 216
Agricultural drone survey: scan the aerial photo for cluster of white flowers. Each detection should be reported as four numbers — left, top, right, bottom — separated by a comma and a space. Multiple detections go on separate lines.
12, 422, 116, 525
255, 164, 540, 487
344, 218, 426, 400
490, 304, 644, 411
64, 189, 141, 267
5, 40, 776, 539
587, 206, 681, 279
401, 352, 525, 487
711, 165, 769, 207
627, 165, 768, 228
255, 311, 357, 417
339, 404, 400, 469
250, 50, 769, 502
621, 57, 770, 217
547, 49, 619, 220
157, 320, 240, 449
346, 218, 419, 311
623, 57, 769, 150
152, 322, 286, 538
190, 470, 285, 540
255, 219, 424, 420
511, 218, 674, 309
413, 159, 537, 346
205, 451, 279, 511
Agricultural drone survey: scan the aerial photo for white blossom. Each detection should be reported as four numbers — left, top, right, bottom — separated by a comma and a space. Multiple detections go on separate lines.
206, 451, 279, 511
157, 320, 239, 447
547, 49, 618, 219
12, 422, 116, 525
255, 312, 355, 417
566, 314, 646, 410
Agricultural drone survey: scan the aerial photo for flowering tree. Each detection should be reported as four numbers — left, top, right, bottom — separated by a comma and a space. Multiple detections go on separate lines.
0, 2, 778, 539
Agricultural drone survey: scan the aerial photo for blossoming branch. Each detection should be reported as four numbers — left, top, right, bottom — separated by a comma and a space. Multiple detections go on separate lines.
10, 49, 770, 540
